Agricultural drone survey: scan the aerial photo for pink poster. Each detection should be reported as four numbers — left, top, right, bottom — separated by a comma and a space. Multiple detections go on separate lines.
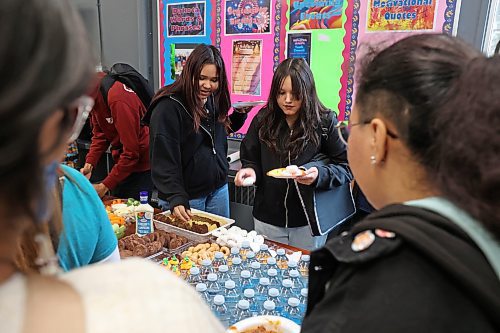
217, 0, 281, 137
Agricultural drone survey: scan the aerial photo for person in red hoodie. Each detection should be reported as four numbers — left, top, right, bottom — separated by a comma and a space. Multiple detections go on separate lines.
80, 72, 152, 199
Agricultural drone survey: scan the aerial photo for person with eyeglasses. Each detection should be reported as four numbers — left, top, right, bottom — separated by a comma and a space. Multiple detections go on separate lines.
80, 71, 152, 200
302, 34, 500, 333
0, 1, 224, 332
235, 58, 352, 250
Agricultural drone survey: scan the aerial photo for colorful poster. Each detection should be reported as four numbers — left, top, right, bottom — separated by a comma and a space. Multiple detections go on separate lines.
289, 0, 344, 30
367, 0, 437, 31
171, 43, 198, 80
286, 32, 312, 65
231, 40, 262, 95
167, 2, 206, 37
225, 0, 271, 35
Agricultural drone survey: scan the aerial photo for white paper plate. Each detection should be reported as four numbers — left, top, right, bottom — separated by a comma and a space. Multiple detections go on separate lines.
226, 316, 300, 333
232, 101, 266, 108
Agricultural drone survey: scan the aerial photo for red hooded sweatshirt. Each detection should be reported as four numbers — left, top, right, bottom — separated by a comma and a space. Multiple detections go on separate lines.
85, 74, 150, 190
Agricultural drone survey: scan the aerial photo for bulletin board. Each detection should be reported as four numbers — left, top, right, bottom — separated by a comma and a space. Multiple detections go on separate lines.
157, 0, 460, 137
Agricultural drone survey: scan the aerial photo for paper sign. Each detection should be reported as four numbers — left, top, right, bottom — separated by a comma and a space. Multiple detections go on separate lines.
287, 32, 312, 65
289, 0, 344, 30
225, 0, 272, 35
167, 2, 206, 37
231, 40, 262, 96
367, 0, 437, 31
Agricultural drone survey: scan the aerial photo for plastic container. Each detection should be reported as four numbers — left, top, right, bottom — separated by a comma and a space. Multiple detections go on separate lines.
153, 208, 235, 242
135, 191, 154, 236
195, 283, 211, 303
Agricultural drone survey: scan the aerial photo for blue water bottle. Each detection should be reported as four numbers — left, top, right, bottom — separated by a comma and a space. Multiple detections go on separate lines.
275, 248, 288, 270
223, 280, 240, 311
262, 300, 278, 316
280, 279, 296, 298
256, 244, 272, 264
218, 265, 231, 287
289, 269, 304, 293
229, 257, 242, 280
283, 297, 302, 325
213, 251, 227, 268
206, 273, 221, 297
298, 254, 310, 277
250, 261, 265, 284
200, 258, 215, 279
283, 260, 298, 279
233, 299, 252, 323
187, 266, 202, 287
240, 270, 253, 293
195, 283, 211, 303
299, 288, 308, 313
229, 247, 241, 265
267, 268, 281, 289
256, 277, 270, 303
243, 288, 258, 314
266, 287, 283, 312
244, 251, 256, 270
265, 257, 279, 272
212, 295, 230, 327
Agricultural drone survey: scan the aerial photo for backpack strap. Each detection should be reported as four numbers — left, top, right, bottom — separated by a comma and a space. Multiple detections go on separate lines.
99, 74, 116, 111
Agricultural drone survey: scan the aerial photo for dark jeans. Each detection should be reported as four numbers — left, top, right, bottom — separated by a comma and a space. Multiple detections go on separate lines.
112, 170, 153, 200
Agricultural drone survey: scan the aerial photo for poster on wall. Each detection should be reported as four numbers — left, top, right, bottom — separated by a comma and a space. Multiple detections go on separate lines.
171, 43, 198, 80
231, 40, 262, 95
286, 32, 312, 65
367, 0, 437, 31
225, 0, 271, 35
167, 1, 206, 37
289, 0, 344, 30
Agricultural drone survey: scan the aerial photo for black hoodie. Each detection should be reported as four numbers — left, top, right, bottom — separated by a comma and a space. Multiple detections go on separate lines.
302, 204, 500, 333
144, 94, 246, 208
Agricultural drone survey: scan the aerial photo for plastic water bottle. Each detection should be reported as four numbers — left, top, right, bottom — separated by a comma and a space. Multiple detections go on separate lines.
212, 295, 230, 327
289, 269, 304, 293
206, 273, 221, 297
244, 251, 256, 270
250, 261, 264, 284
283, 260, 298, 279
233, 299, 252, 323
275, 248, 288, 269
283, 297, 302, 325
262, 300, 278, 316
281, 279, 296, 299
229, 247, 241, 265
240, 270, 253, 293
299, 288, 308, 313
266, 288, 283, 312
298, 254, 310, 277
213, 251, 227, 268
229, 257, 242, 280
256, 244, 272, 264
267, 268, 281, 289
256, 277, 270, 303
200, 259, 215, 279
223, 280, 240, 311
195, 283, 211, 303
265, 257, 279, 272
243, 288, 258, 313
218, 265, 231, 287
240, 240, 251, 258
187, 267, 202, 287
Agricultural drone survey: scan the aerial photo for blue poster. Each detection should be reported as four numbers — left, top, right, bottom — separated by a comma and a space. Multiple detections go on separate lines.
225, 0, 271, 35
287, 32, 312, 65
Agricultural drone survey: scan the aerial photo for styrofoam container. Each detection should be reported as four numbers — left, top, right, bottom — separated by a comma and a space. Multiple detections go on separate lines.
154, 209, 235, 242
226, 316, 300, 333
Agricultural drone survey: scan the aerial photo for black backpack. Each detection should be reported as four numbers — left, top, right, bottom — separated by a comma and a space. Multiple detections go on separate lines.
100, 63, 154, 110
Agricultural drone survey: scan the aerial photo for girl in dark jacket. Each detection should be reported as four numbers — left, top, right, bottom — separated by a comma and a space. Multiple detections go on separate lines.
235, 58, 352, 250
302, 34, 500, 333
145, 44, 251, 221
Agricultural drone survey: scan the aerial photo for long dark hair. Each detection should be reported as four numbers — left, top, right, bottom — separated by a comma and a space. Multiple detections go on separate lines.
356, 33, 500, 238
0, 0, 93, 226
259, 58, 329, 159
153, 44, 231, 131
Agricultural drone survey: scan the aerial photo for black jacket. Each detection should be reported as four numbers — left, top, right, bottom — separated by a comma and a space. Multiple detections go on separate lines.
240, 110, 352, 228
302, 204, 500, 333
144, 94, 246, 208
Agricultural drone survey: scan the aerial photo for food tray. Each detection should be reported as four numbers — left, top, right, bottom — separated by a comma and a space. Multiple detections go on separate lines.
154, 209, 235, 242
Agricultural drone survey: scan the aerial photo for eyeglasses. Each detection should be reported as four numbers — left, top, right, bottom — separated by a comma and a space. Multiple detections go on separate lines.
65, 96, 94, 143
335, 120, 399, 146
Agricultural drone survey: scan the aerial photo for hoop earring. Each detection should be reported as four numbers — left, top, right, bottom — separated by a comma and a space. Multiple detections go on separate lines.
370, 155, 377, 165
